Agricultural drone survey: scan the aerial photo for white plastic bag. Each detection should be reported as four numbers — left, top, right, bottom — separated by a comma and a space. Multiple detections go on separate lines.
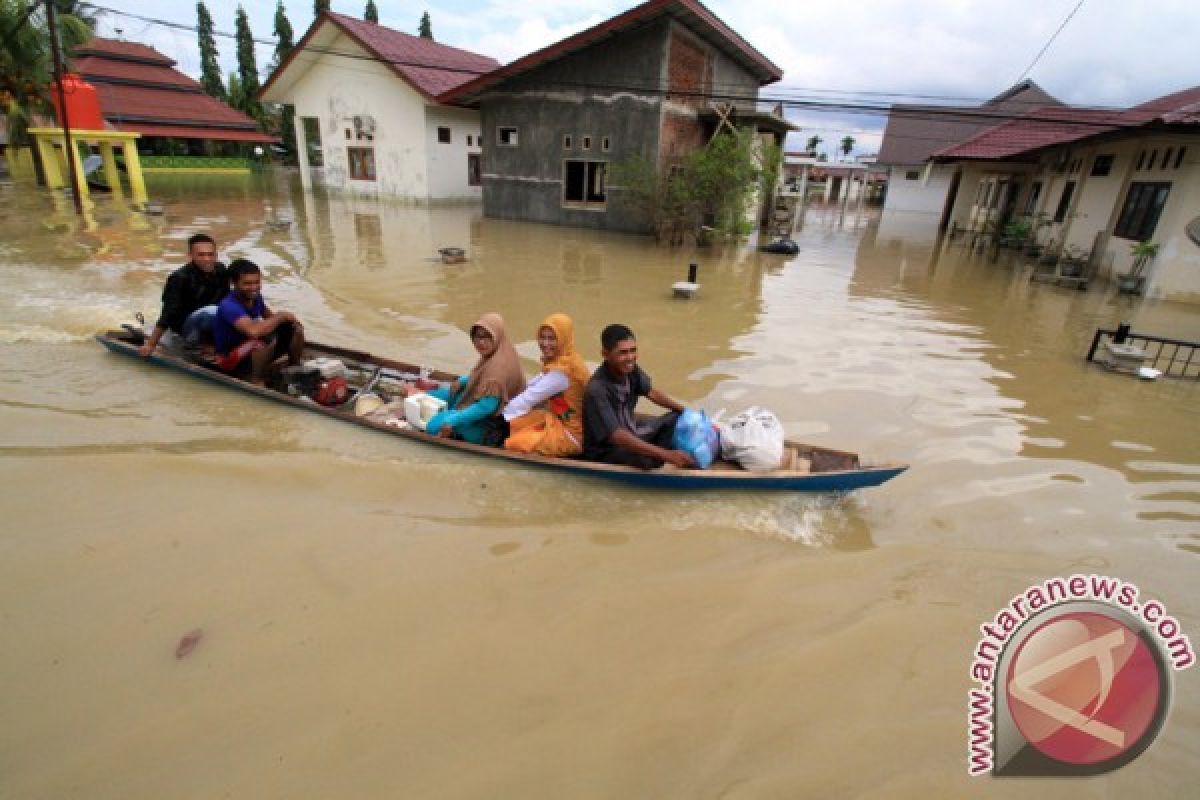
718, 406, 784, 472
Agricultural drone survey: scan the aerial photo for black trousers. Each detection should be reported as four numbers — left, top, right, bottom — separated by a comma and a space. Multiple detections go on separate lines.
592, 412, 680, 469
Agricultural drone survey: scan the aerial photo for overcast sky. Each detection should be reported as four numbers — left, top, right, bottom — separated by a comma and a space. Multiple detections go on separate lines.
87, 0, 1200, 157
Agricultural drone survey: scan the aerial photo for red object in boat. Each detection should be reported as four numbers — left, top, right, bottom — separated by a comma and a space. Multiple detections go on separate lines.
50, 73, 106, 130
315, 377, 349, 406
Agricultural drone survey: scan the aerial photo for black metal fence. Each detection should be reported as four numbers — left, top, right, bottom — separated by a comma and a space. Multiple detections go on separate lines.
1086, 325, 1200, 379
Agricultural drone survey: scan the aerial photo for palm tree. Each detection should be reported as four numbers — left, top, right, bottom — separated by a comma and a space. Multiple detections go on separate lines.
1, 0, 90, 150
805, 134, 822, 155
840, 136, 855, 158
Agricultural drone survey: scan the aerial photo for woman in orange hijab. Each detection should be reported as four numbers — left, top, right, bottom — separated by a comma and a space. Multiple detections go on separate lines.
502, 313, 590, 457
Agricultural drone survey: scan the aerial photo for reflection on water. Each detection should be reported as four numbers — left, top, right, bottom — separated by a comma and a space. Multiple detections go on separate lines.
1, 173, 1198, 797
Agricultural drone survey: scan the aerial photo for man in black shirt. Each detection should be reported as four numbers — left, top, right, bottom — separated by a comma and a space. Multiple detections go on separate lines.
582, 323, 695, 469
139, 233, 229, 357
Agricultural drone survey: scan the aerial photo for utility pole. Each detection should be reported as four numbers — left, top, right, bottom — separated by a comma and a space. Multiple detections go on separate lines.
46, 0, 84, 215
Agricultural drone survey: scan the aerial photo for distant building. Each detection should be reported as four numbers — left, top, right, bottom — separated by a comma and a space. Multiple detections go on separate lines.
439, 0, 790, 233
260, 12, 498, 200
72, 38, 275, 155
876, 81, 1060, 226
931, 85, 1200, 301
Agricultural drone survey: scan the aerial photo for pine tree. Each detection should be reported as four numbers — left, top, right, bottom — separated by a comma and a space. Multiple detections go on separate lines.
196, 2, 226, 101
314, 0, 329, 17
234, 5, 263, 122
271, 1, 297, 163
227, 71, 244, 114
418, 11, 433, 40
365, 1, 378, 23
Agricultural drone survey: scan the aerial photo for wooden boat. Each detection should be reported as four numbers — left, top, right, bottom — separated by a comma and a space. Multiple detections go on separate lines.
96, 330, 907, 492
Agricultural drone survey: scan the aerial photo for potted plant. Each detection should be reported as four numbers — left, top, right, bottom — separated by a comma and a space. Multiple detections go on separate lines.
1117, 240, 1159, 294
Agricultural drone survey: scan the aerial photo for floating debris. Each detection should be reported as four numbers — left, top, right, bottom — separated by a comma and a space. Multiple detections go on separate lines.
175, 628, 204, 659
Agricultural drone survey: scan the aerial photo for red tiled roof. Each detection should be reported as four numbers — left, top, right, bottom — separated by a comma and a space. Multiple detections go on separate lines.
1124, 85, 1200, 125
73, 55, 202, 91
260, 12, 499, 102
934, 107, 1126, 160
438, 0, 782, 106
74, 38, 174, 66
113, 123, 276, 143
69, 37, 270, 143
93, 83, 261, 128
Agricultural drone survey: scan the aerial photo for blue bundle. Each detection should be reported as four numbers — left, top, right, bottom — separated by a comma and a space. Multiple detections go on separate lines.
672, 408, 720, 469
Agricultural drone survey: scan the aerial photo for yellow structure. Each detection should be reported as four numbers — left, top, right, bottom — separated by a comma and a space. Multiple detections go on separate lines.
28, 127, 148, 210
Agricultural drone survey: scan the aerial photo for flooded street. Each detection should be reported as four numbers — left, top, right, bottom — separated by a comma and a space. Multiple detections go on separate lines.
1, 172, 1198, 798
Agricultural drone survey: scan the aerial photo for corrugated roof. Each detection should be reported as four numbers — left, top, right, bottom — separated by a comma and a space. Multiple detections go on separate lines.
73, 55, 202, 91
1125, 85, 1200, 125
260, 12, 499, 102
92, 83, 262, 128
438, 0, 782, 106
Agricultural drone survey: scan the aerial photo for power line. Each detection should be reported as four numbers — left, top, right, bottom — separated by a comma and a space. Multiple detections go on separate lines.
1014, 0, 1087, 84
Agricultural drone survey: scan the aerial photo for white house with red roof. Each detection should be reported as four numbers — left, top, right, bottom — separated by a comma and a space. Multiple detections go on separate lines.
931, 85, 1200, 300
73, 38, 275, 152
259, 12, 498, 199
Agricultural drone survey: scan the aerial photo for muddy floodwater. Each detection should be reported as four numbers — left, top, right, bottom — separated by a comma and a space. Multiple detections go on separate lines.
1, 172, 1198, 798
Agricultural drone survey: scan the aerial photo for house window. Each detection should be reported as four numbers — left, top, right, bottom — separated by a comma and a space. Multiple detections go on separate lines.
582, 135, 591, 151
437, 127, 451, 144
1136, 150, 1146, 170
1175, 147, 1187, 169
1146, 150, 1157, 170
563, 160, 606, 208
466, 135, 473, 146
301, 117, 323, 167
345, 128, 352, 140
905, 170, 920, 180
497, 126, 518, 147
1161, 148, 1173, 170
1053, 181, 1075, 223
1090, 155, 1114, 176
348, 147, 376, 181
467, 153, 481, 187
601, 136, 611, 152
1114, 182, 1171, 241
563, 134, 572, 150
1025, 182, 1042, 213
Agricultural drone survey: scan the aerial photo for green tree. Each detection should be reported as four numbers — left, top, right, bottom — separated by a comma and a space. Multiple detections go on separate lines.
313, 0, 329, 17
418, 11, 433, 39
234, 5, 263, 123
365, 0, 378, 23
1, 0, 90, 149
196, 2, 225, 101
840, 135, 855, 157
270, 0, 297, 163
226, 70, 244, 114
805, 134, 822, 154
53, 1, 96, 30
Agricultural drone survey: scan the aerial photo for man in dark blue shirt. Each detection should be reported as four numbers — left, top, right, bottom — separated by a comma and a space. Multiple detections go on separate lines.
139, 233, 228, 357
582, 323, 694, 469
214, 259, 305, 385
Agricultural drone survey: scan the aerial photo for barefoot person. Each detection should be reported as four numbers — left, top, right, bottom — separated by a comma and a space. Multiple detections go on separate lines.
582, 324, 695, 469
212, 259, 305, 385
138, 233, 228, 357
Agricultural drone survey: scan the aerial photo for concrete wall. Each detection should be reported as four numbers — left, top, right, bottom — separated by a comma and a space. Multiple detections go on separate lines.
479, 20, 670, 233
424, 106, 483, 201
285, 32, 481, 200
882, 164, 958, 214
478, 19, 765, 234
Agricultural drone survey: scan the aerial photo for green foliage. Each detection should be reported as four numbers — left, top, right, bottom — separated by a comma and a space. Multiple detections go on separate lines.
1, 0, 90, 146
806, 134, 822, 153
196, 2, 226, 101
1129, 240, 1159, 276
227, 70, 244, 114
234, 5, 264, 124
272, 0, 294, 68
313, 0, 329, 16
611, 129, 768, 243
365, 0, 379, 23
419, 11, 433, 39
840, 135, 855, 156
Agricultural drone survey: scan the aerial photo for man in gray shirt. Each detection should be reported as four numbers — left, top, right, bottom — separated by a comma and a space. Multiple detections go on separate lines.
582, 324, 695, 469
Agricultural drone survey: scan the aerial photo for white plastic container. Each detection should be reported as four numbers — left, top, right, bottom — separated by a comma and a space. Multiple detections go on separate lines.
403, 393, 447, 431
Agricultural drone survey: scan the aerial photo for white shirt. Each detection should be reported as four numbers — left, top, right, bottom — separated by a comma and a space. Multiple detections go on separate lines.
502, 369, 569, 421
